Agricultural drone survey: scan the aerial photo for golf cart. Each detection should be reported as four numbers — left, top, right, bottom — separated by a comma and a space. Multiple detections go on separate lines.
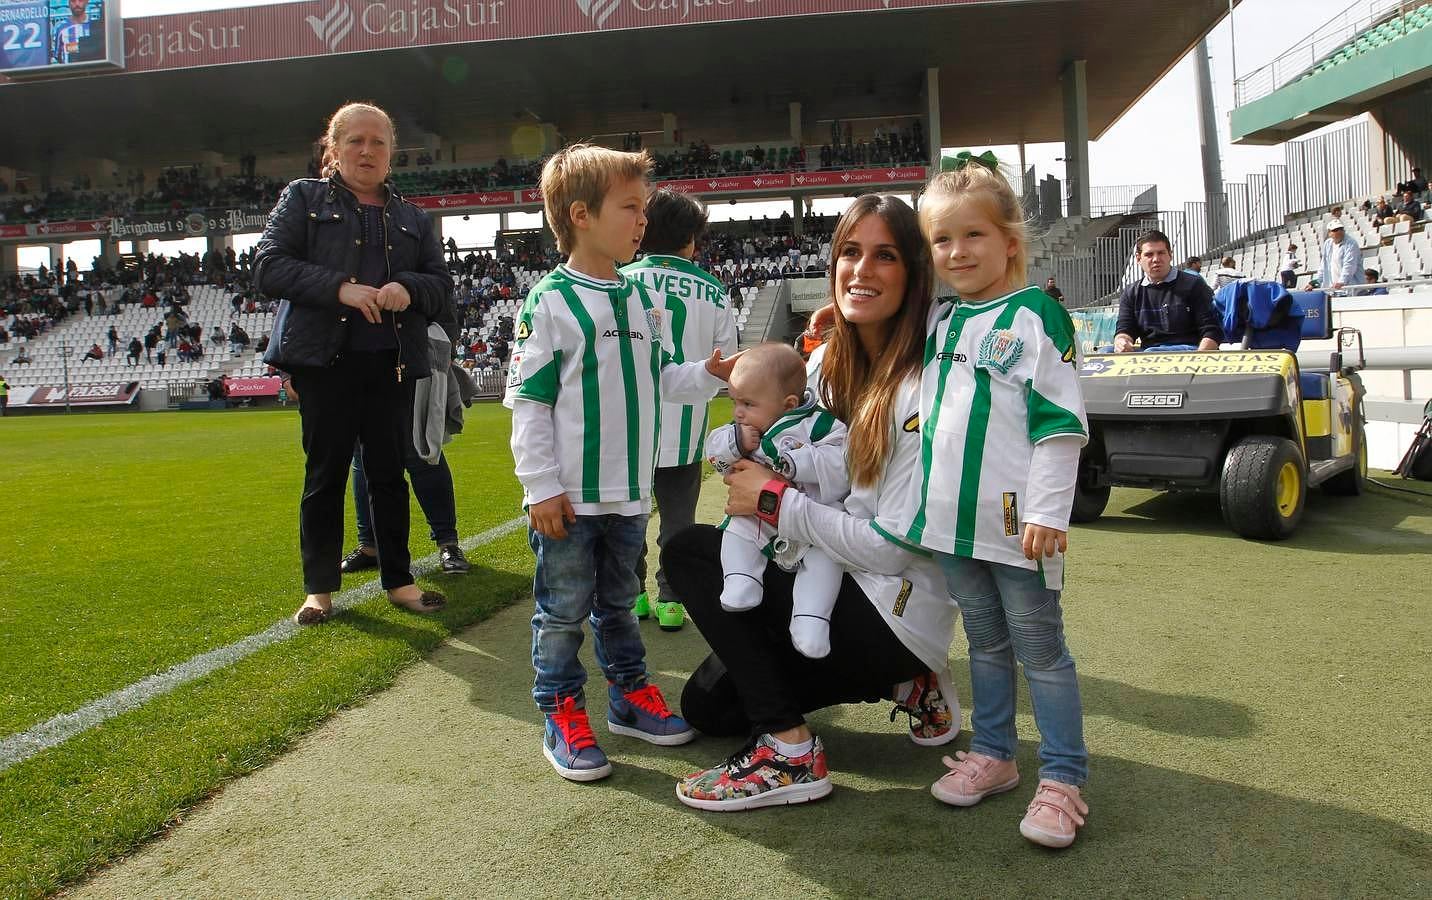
1074, 286, 1366, 540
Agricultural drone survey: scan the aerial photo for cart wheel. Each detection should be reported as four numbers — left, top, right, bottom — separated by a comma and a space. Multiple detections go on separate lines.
1220, 435, 1305, 540
1070, 464, 1110, 524
1323, 420, 1367, 496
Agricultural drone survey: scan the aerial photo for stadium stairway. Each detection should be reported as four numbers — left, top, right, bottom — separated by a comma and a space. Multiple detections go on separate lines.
736, 282, 786, 350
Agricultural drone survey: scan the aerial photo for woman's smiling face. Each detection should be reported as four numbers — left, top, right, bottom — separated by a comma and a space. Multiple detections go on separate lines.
834, 213, 908, 332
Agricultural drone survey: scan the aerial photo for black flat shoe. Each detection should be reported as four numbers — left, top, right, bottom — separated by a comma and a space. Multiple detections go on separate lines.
439, 544, 471, 574
340, 547, 378, 574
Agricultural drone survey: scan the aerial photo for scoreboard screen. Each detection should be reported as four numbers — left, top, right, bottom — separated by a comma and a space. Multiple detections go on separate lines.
0, 0, 122, 76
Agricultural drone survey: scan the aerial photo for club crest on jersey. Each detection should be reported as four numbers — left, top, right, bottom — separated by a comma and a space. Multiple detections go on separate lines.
978, 329, 1024, 374
645, 307, 663, 337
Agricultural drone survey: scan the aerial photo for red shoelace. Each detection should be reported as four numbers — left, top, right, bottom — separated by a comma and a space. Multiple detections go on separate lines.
622, 684, 673, 719
551, 696, 598, 751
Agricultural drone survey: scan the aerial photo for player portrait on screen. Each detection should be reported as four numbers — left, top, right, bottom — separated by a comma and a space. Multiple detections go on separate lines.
51, 0, 104, 64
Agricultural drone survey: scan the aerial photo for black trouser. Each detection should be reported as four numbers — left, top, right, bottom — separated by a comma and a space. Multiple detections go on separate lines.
665, 524, 927, 736
635, 461, 704, 602
290, 351, 414, 594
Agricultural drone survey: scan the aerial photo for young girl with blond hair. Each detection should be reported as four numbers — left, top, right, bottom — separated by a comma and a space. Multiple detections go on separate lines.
879, 156, 1092, 847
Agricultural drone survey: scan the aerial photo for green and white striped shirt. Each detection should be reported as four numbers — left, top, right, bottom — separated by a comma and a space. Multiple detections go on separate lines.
621, 254, 738, 467
877, 286, 1088, 589
504, 264, 722, 515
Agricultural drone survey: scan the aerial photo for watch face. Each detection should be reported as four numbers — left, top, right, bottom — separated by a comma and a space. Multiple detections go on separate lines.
758, 491, 779, 514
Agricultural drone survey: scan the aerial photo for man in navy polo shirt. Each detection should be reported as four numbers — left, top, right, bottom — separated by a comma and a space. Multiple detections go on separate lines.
1113, 230, 1221, 352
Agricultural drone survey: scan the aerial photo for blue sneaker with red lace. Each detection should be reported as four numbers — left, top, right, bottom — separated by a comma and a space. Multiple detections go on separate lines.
543, 696, 612, 782
606, 682, 696, 746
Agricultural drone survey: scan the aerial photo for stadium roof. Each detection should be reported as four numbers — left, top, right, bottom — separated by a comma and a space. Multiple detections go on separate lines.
1, 0, 1233, 172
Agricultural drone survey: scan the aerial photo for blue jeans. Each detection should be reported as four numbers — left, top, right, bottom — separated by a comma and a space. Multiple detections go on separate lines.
530, 514, 649, 713
352, 448, 458, 547
937, 554, 1088, 787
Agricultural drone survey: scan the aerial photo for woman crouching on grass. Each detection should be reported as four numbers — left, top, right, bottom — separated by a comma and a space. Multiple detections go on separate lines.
663, 193, 964, 810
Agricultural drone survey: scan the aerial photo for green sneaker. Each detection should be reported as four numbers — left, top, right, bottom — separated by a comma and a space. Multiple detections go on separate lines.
633, 592, 651, 620
656, 601, 686, 632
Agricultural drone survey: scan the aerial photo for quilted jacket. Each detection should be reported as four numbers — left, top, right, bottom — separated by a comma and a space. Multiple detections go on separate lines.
255, 175, 455, 377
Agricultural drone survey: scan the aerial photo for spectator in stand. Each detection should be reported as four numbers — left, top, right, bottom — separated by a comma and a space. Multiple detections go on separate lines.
1280, 243, 1300, 289
1395, 189, 1424, 224
1114, 230, 1221, 352
82, 342, 103, 361
1043, 276, 1064, 303
1319, 220, 1363, 293
107, 325, 118, 354
228, 322, 250, 353
126, 337, 142, 365
14, 347, 32, 365
1212, 256, 1243, 290
143, 329, 158, 362
1397, 166, 1427, 197
1372, 196, 1396, 228
1363, 269, 1390, 295
156, 346, 167, 367
255, 101, 454, 627
1183, 256, 1203, 276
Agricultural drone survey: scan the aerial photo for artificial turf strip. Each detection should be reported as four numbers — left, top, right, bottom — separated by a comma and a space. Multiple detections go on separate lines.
0, 528, 533, 899
0, 401, 733, 898
59, 481, 1432, 899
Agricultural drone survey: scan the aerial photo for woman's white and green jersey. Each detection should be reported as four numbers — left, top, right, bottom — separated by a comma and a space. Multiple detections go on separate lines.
621, 254, 738, 468
504, 264, 723, 516
876, 285, 1088, 589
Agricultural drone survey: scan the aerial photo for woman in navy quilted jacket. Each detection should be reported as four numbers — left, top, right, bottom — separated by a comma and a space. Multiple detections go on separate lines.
255, 102, 453, 625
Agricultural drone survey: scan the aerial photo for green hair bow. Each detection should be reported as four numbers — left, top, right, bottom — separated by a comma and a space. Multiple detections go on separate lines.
941, 150, 1000, 173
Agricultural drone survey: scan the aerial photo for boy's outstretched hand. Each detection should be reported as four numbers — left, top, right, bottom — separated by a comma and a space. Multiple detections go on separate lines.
1022, 523, 1067, 560
704, 348, 742, 381
805, 303, 836, 337
530, 494, 576, 540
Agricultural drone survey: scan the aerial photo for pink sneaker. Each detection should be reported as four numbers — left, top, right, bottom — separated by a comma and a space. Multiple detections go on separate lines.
1019, 779, 1088, 848
930, 750, 1020, 807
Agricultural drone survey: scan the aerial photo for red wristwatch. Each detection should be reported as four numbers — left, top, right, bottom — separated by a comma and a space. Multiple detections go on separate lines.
755, 479, 788, 527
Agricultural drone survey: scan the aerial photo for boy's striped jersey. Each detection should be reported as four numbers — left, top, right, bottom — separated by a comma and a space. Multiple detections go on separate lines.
504, 264, 718, 512
621, 254, 737, 467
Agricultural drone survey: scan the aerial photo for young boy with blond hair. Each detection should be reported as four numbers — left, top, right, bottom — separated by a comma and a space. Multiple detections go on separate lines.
505, 144, 735, 781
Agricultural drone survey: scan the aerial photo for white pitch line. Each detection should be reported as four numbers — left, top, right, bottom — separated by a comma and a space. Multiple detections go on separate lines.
0, 515, 528, 773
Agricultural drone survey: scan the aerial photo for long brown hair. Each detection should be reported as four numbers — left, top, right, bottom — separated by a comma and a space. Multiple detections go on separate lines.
818, 195, 933, 488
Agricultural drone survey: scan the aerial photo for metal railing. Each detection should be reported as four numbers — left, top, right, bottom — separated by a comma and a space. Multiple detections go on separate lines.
1234, 0, 1428, 106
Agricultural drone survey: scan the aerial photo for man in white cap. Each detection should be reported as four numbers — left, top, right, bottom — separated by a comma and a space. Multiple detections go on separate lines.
1319, 220, 1363, 293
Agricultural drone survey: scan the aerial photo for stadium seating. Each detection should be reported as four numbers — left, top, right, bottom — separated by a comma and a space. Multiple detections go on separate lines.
1300, 4, 1432, 81
1213, 201, 1428, 290
2, 285, 274, 392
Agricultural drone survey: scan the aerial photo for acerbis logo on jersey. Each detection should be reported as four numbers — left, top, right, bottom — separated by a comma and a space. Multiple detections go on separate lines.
601, 329, 646, 340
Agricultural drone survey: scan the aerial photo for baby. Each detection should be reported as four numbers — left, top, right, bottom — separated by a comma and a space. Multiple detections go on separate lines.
706, 343, 849, 657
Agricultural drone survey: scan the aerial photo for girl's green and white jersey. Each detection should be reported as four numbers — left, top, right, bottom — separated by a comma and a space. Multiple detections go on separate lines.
621, 254, 738, 467
876, 286, 1088, 589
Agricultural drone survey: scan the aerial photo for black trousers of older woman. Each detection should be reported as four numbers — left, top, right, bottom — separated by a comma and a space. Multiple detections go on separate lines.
665, 524, 927, 737
290, 350, 414, 594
